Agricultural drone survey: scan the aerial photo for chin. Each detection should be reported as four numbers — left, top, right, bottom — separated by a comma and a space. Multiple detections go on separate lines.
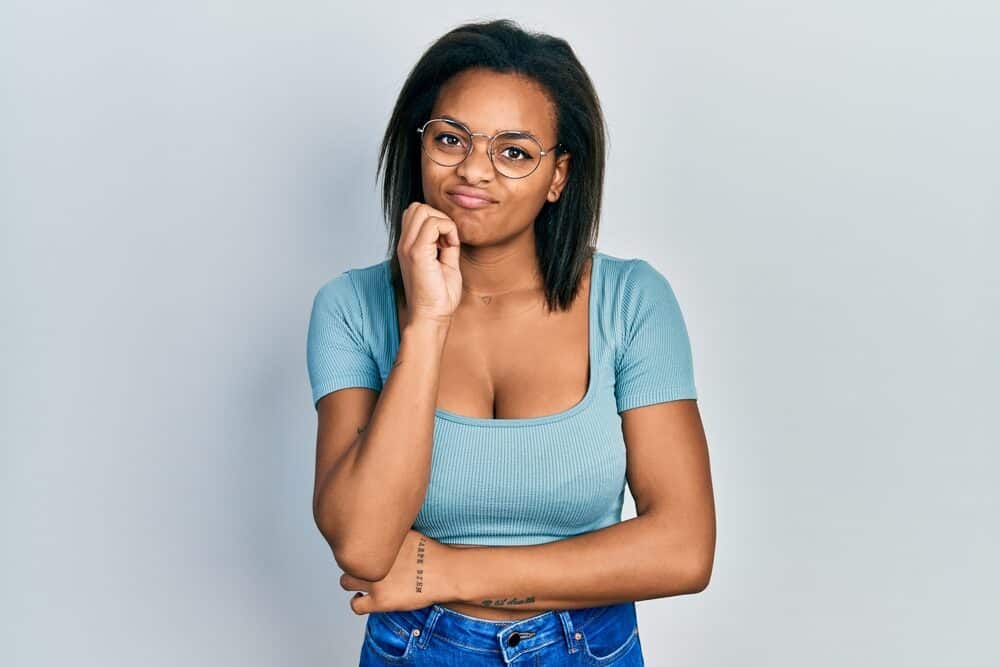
446, 204, 490, 218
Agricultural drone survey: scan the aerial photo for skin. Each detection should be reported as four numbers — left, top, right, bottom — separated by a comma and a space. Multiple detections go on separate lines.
338, 68, 715, 622
417, 67, 571, 301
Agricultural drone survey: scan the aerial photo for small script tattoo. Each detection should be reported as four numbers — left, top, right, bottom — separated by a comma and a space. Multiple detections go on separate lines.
479, 595, 536, 607
415, 536, 426, 593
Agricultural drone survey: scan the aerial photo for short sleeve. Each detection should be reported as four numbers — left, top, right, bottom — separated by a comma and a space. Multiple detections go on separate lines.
306, 271, 382, 410
614, 259, 698, 412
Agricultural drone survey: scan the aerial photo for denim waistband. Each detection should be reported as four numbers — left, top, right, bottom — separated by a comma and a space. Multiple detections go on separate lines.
374, 600, 635, 662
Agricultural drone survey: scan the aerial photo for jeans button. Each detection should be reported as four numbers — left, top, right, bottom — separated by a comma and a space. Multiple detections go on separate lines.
507, 633, 521, 647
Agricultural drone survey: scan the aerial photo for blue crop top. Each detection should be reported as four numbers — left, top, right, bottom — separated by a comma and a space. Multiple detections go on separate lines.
306, 250, 698, 546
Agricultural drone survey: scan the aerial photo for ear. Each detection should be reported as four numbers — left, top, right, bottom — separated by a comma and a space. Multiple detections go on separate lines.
546, 152, 571, 203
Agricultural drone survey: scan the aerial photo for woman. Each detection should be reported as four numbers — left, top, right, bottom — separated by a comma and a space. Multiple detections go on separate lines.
307, 18, 715, 666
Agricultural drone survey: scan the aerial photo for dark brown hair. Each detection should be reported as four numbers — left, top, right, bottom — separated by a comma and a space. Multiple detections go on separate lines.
376, 18, 608, 313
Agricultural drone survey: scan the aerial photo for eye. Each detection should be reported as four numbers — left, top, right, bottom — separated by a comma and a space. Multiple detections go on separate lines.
500, 146, 532, 161
435, 132, 464, 147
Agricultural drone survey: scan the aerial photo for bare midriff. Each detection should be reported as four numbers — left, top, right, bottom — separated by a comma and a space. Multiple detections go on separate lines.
440, 544, 547, 621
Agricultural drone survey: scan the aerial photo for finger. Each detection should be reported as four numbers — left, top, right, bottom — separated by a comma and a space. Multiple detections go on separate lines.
413, 215, 457, 258
339, 572, 372, 593
400, 203, 453, 256
398, 202, 424, 252
350, 591, 371, 616
399, 202, 431, 255
438, 221, 461, 265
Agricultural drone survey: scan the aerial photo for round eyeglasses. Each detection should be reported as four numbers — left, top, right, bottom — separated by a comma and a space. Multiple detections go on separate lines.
417, 118, 564, 179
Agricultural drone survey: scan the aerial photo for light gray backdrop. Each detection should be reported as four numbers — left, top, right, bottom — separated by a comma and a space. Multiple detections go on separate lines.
2, 2, 997, 665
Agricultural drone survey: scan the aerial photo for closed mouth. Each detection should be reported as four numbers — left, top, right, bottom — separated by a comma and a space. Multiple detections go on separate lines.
447, 190, 496, 203
447, 192, 498, 208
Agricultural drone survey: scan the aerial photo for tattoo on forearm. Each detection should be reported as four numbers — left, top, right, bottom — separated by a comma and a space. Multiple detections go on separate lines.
479, 596, 536, 607
415, 537, 426, 593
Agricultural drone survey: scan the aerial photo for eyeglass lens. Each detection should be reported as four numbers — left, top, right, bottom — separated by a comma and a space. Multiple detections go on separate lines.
420, 120, 543, 178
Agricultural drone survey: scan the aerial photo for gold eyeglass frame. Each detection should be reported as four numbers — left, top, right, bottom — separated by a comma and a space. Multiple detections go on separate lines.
417, 117, 564, 179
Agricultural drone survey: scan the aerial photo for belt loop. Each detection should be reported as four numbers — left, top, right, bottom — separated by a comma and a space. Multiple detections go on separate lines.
415, 605, 443, 649
557, 610, 579, 655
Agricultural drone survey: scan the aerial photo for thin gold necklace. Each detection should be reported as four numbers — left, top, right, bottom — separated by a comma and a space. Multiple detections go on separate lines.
461, 282, 542, 305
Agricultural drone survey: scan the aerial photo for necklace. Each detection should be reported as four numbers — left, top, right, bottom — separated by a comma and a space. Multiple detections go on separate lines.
461, 282, 543, 305
462, 285, 537, 304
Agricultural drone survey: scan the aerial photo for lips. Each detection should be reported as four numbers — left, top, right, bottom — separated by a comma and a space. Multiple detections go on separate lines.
446, 187, 497, 209
446, 187, 496, 202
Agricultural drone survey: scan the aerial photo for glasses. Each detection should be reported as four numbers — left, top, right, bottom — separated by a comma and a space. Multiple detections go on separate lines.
417, 117, 564, 179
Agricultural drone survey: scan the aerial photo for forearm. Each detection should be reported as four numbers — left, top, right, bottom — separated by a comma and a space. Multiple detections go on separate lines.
445, 514, 711, 612
318, 319, 450, 579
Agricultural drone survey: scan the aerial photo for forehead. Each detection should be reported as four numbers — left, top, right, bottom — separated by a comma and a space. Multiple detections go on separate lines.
430, 69, 556, 139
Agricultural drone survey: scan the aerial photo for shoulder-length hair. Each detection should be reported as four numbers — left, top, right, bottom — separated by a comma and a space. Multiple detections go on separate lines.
376, 18, 608, 313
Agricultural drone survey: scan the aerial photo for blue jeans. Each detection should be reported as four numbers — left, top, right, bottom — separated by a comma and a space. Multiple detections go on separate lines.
358, 601, 643, 666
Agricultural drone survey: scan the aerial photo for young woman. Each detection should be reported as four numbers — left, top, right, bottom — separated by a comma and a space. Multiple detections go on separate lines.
307, 18, 715, 666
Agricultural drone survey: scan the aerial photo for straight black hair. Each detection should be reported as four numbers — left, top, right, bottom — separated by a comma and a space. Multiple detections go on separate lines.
376, 18, 608, 313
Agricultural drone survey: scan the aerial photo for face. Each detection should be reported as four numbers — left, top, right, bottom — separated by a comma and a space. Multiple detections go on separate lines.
420, 68, 571, 245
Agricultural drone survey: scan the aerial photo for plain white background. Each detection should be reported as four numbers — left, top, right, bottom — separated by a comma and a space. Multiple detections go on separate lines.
2, 2, 997, 665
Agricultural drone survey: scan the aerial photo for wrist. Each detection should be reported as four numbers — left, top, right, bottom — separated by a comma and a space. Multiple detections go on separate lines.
403, 317, 451, 343
441, 544, 474, 604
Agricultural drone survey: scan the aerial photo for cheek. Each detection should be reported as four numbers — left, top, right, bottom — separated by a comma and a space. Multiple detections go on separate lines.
420, 162, 450, 200
507, 183, 550, 210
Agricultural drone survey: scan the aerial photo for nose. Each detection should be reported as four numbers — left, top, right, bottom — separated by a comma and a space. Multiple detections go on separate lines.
455, 134, 495, 183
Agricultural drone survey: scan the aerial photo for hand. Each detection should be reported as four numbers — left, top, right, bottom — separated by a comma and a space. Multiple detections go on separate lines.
340, 529, 461, 615
397, 202, 462, 325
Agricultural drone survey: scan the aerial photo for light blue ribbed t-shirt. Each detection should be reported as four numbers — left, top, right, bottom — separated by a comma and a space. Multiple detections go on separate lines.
306, 250, 697, 546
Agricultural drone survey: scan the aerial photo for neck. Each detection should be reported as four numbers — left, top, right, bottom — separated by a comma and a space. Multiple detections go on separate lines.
457, 245, 544, 296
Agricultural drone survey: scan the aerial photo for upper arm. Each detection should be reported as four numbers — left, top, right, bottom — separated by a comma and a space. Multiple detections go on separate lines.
620, 400, 714, 552
306, 271, 383, 510
314, 387, 378, 512
621, 399, 715, 590
615, 259, 714, 582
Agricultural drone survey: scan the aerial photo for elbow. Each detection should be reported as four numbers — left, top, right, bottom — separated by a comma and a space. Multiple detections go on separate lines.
654, 554, 712, 597
334, 547, 392, 583
666, 561, 711, 596
686, 563, 712, 593
682, 522, 716, 594
313, 508, 393, 582
658, 538, 713, 595
684, 548, 715, 594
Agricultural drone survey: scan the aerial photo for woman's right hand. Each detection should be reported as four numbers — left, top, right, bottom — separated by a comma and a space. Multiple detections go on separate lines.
396, 202, 462, 325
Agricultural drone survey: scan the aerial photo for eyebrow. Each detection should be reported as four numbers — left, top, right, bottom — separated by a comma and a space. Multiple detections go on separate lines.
438, 114, 537, 138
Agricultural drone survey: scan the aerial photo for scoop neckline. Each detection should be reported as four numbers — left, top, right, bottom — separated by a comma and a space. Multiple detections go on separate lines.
382, 251, 603, 428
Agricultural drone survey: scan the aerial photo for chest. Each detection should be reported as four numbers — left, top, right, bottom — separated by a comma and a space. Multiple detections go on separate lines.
384, 257, 633, 546
395, 285, 592, 422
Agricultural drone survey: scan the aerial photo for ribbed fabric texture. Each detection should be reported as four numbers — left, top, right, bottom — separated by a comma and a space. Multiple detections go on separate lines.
306, 250, 697, 546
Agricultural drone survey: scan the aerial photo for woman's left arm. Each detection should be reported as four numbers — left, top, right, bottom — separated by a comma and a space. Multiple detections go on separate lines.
341, 400, 715, 614
447, 399, 715, 611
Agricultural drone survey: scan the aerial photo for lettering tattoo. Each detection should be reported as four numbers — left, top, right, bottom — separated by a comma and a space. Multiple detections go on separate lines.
479, 596, 536, 607
415, 536, 426, 593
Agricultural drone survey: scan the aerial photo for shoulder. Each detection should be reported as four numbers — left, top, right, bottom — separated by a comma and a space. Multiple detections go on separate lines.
596, 252, 689, 353
311, 258, 389, 312
624, 257, 676, 302
594, 251, 675, 300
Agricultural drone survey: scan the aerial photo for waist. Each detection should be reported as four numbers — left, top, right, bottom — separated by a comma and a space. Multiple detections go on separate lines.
441, 543, 537, 620
373, 599, 637, 654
